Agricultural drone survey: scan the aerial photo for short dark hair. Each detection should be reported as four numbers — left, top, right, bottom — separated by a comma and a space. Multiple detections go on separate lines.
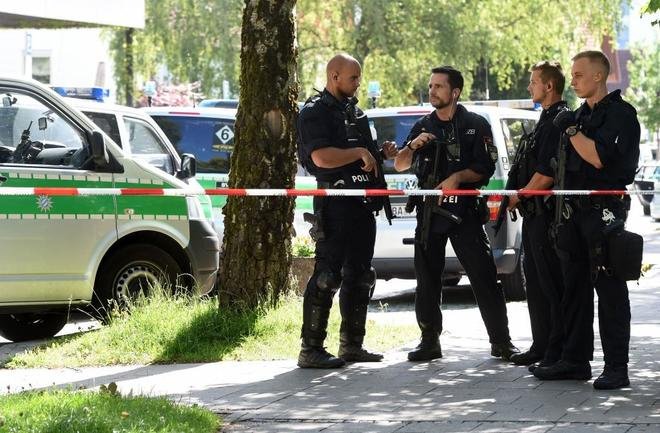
530, 61, 565, 95
572, 50, 610, 76
431, 66, 464, 91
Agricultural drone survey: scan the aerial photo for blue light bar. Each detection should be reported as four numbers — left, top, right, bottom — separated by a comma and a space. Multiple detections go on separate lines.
51, 86, 110, 102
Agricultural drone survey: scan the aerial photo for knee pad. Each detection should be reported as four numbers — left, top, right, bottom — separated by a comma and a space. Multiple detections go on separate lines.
344, 266, 377, 297
315, 269, 341, 294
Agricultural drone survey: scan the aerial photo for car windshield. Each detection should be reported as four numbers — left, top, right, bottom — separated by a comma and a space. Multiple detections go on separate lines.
151, 115, 234, 173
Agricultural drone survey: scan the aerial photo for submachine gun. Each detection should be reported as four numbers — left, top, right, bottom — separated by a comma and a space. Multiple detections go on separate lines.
403, 131, 462, 249
492, 125, 530, 236
344, 98, 394, 225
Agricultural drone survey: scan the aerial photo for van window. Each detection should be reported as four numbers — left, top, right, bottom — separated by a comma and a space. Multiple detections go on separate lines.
151, 115, 233, 173
0, 90, 85, 166
500, 118, 537, 159
83, 111, 122, 147
370, 115, 421, 174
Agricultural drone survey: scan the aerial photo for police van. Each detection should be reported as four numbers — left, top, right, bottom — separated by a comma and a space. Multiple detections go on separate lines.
0, 78, 220, 342
367, 104, 539, 300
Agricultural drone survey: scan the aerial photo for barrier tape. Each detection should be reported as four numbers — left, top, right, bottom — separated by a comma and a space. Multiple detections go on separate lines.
0, 187, 648, 197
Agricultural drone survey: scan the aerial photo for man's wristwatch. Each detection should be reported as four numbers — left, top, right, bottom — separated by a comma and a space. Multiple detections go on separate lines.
565, 125, 578, 137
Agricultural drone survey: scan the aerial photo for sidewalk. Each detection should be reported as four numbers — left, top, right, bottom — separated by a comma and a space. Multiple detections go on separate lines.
1, 266, 658, 433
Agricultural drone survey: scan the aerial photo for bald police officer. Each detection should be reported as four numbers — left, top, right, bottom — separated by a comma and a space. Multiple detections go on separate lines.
296, 53, 397, 368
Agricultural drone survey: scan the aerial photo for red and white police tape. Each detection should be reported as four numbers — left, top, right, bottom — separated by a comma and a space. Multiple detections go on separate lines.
0, 187, 649, 197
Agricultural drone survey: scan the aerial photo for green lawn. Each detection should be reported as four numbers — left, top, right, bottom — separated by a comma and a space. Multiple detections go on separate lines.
4, 290, 418, 368
0, 388, 219, 433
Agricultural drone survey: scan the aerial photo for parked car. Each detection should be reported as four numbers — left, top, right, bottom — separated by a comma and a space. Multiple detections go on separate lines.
632, 160, 660, 216
0, 77, 220, 342
198, 99, 240, 109
366, 105, 540, 300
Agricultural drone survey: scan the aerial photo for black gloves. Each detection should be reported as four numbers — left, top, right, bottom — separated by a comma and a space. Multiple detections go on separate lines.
553, 109, 576, 132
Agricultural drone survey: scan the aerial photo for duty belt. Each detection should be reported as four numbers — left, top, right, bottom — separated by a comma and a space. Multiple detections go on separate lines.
317, 180, 343, 189
569, 195, 626, 211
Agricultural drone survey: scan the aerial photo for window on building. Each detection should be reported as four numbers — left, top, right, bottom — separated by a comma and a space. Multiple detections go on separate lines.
32, 57, 51, 84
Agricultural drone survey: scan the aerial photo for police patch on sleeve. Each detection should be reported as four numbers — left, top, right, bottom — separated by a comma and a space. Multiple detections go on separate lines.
484, 136, 498, 162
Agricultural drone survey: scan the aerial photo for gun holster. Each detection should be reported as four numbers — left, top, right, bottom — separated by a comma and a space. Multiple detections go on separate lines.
304, 196, 326, 242
475, 197, 489, 224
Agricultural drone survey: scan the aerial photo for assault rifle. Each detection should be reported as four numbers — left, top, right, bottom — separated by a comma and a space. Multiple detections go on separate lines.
403, 138, 462, 249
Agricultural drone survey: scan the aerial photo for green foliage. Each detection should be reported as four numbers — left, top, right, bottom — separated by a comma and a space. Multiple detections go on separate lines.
106, 0, 243, 105
292, 235, 315, 257
0, 389, 219, 433
3, 290, 418, 368
641, 0, 660, 26
627, 43, 660, 137
108, 0, 624, 107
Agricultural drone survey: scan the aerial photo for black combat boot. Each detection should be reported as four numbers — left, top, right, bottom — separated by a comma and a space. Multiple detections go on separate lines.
408, 332, 443, 361
299, 283, 344, 369
338, 333, 383, 362
533, 360, 592, 380
338, 272, 381, 362
510, 349, 543, 366
593, 364, 629, 390
298, 340, 346, 369
491, 341, 520, 361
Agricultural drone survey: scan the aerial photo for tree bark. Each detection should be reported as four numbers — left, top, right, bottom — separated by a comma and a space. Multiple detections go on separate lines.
219, 0, 298, 310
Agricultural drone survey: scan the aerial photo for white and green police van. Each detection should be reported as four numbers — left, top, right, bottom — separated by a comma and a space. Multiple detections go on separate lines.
0, 78, 220, 342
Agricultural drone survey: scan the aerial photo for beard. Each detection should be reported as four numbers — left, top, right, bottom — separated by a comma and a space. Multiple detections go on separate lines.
430, 98, 451, 109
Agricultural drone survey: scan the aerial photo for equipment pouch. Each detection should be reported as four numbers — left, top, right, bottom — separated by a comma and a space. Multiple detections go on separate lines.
607, 229, 643, 281
476, 196, 489, 224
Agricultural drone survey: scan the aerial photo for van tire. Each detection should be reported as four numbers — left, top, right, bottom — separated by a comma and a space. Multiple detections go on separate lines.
0, 312, 68, 342
93, 244, 183, 314
500, 252, 526, 302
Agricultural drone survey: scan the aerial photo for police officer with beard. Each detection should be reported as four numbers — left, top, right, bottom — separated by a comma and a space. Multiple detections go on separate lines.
296, 53, 397, 369
533, 51, 640, 389
506, 61, 567, 370
394, 66, 519, 361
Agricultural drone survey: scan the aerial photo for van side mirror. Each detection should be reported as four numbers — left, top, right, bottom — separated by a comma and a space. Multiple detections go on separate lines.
90, 130, 109, 167
178, 153, 197, 179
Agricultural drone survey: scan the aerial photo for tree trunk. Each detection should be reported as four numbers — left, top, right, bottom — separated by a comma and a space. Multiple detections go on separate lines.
219, 0, 298, 311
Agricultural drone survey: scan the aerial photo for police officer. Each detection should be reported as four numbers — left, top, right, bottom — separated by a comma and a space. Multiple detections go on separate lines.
506, 61, 567, 370
296, 53, 397, 369
533, 51, 640, 389
394, 66, 519, 361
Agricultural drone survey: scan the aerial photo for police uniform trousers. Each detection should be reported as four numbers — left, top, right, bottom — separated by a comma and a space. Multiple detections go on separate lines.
554, 201, 631, 366
413, 210, 511, 344
301, 197, 376, 347
521, 211, 565, 362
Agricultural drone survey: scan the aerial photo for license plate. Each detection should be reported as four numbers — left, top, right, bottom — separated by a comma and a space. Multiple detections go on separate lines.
391, 204, 415, 218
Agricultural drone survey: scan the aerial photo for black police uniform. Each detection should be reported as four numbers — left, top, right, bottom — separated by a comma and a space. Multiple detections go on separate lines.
511, 101, 567, 366
406, 104, 517, 359
296, 89, 385, 368
535, 90, 640, 388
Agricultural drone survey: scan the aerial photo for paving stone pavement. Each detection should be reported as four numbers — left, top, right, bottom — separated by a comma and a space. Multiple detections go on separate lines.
1, 214, 658, 432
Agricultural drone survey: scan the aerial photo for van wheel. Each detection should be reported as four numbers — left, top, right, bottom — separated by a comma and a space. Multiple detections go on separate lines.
0, 312, 68, 342
93, 244, 183, 314
500, 252, 526, 301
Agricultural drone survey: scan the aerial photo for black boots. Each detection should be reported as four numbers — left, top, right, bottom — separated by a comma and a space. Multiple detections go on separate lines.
408, 333, 443, 361
533, 360, 592, 381
298, 343, 346, 369
593, 364, 630, 390
338, 333, 383, 362
490, 341, 520, 361
510, 349, 543, 365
